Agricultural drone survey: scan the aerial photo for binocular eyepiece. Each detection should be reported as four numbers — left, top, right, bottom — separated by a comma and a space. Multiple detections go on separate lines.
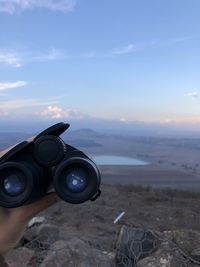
0, 123, 101, 208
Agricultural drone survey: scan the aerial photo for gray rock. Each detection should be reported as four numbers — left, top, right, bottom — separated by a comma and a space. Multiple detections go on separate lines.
36, 223, 60, 244
137, 246, 185, 267
23, 223, 60, 251
191, 248, 200, 262
163, 230, 200, 255
115, 226, 200, 267
115, 225, 159, 266
5, 247, 34, 267
40, 238, 114, 267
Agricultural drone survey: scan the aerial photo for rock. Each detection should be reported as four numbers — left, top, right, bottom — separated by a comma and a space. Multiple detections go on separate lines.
5, 247, 34, 267
22, 225, 38, 243
115, 225, 159, 266
191, 248, 200, 261
36, 223, 60, 244
23, 223, 60, 251
40, 238, 114, 267
39, 240, 71, 267
115, 226, 200, 267
163, 230, 200, 256
137, 247, 185, 267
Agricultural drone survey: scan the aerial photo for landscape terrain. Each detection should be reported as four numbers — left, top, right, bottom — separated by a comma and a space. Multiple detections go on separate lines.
1, 128, 200, 266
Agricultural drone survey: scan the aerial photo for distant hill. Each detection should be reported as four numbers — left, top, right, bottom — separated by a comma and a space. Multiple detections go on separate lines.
0, 132, 30, 150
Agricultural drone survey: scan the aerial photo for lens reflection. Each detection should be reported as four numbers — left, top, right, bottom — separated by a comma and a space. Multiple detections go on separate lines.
3, 173, 25, 196
65, 168, 87, 193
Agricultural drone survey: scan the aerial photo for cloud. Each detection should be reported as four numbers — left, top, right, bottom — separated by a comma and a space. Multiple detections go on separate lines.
0, 48, 66, 68
0, 0, 78, 14
40, 105, 86, 120
81, 37, 191, 59
0, 51, 22, 67
0, 81, 28, 91
0, 97, 61, 118
32, 48, 66, 62
81, 52, 96, 59
112, 44, 138, 55
152, 37, 192, 48
185, 91, 199, 98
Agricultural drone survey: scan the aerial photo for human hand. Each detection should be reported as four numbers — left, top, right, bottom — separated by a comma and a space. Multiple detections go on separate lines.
0, 193, 60, 256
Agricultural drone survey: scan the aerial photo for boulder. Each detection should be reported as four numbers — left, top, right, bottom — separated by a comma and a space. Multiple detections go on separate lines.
115, 225, 159, 266
23, 223, 61, 250
40, 238, 114, 267
5, 247, 34, 267
115, 226, 200, 267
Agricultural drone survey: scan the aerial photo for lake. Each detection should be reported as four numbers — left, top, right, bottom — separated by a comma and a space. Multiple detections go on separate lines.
91, 155, 149, 166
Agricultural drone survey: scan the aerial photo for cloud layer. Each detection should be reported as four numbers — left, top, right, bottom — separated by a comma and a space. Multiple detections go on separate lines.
0, 0, 78, 14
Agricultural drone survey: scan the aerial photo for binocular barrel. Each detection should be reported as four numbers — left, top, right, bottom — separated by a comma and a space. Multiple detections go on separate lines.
0, 123, 101, 208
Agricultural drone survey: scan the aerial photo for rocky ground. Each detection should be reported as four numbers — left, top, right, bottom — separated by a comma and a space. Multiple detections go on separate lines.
4, 184, 200, 267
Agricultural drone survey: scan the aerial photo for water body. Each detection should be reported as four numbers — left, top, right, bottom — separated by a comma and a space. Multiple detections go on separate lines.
91, 155, 149, 166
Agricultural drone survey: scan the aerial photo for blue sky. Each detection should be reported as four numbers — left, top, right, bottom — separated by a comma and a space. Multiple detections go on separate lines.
0, 0, 200, 130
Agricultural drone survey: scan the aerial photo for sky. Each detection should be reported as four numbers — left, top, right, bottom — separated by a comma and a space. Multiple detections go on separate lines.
0, 0, 200, 132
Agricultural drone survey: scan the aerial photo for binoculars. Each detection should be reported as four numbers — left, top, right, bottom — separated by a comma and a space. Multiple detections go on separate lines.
0, 123, 101, 208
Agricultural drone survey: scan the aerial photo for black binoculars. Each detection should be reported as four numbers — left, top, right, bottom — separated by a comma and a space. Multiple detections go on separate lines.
0, 123, 101, 208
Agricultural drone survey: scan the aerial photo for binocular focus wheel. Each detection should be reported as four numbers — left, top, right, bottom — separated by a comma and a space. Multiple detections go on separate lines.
33, 135, 66, 167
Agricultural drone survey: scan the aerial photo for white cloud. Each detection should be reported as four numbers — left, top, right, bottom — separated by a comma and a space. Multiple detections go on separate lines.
32, 48, 66, 62
81, 37, 191, 59
0, 51, 22, 67
0, 48, 66, 68
0, 81, 28, 91
185, 91, 199, 98
112, 44, 138, 55
40, 105, 86, 119
0, 97, 61, 118
152, 37, 192, 48
81, 52, 96, 59
0, 0, 78, 14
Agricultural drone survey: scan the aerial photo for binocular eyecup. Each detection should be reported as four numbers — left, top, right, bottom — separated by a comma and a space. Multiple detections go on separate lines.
0, 123, 101, 208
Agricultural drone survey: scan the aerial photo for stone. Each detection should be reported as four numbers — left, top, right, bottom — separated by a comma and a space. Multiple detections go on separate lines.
36, 224, 60, 244
115, 227, 200, 267
40, 238, 114, 267
191, 248, 200, 261
115, 225, 159, 266
23, 223, 60, 251
5, 247, 34, 267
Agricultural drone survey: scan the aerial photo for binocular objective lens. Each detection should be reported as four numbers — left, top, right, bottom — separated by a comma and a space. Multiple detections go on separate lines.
3, 173, 25, 196
65, 168, 88, 193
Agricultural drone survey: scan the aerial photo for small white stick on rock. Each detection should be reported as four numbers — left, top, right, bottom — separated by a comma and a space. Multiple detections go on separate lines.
28, 216, 45, 228
113, 211, 125, 224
